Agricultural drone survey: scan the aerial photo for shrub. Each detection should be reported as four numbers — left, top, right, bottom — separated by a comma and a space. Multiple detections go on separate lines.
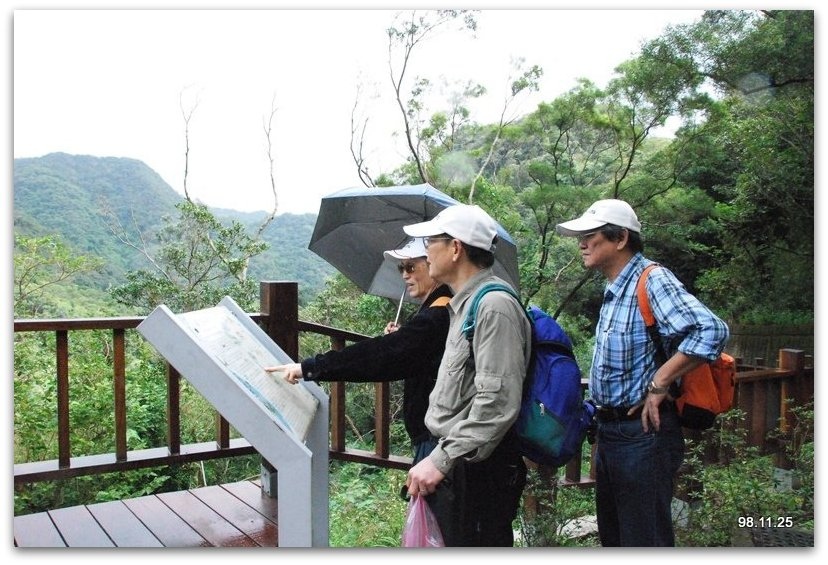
674, 406, 814, 546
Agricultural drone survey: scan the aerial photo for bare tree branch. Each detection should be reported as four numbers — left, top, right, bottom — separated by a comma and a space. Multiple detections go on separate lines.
388, 11, 428, 183
256, 94, 280, 239
349, 82, 375, 187
179, 89, 200, 202
386, 10, 478, 184
102, 200, 172, 282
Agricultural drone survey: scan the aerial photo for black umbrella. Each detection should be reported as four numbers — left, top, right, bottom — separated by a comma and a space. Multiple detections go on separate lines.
308, 183, 520, 303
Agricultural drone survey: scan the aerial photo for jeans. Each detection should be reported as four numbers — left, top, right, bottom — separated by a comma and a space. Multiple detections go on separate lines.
412, 436, 438, 464
594, 402, 684, 546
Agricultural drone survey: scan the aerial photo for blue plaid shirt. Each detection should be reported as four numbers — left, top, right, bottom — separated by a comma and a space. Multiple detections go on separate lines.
590, 253, 729, 408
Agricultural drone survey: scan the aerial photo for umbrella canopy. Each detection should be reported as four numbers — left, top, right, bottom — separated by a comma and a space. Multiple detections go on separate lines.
308, 183, 520, 302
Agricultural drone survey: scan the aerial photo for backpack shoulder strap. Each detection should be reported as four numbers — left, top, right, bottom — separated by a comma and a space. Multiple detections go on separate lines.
636, 263, 667, 365
635, 263, 660, 328
461, 282, 527, 372
461, 282, 522, 341
429, 296, 451, 308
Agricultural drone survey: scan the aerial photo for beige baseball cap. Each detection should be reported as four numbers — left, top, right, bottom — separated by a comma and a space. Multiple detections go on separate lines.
556, 199, 641, 236
403, 204, 498, 251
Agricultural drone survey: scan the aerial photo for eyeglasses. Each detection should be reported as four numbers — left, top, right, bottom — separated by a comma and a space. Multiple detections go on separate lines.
397, 262, 419, 274
422, 236, 454, 249
577, 231, 601, 244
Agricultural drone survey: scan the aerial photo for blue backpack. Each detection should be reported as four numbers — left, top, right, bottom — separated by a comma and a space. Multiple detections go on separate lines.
462, 283, 596, 467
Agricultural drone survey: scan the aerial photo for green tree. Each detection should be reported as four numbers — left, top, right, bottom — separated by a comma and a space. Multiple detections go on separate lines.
110, 200, 266, 313
499, 9, 813, 326
638, 10, 814, 319
500, 81, 613, 308
13, 233, 104, 317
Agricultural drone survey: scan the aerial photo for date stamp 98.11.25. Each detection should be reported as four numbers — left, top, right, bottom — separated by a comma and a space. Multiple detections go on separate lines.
738, 516, 794, 528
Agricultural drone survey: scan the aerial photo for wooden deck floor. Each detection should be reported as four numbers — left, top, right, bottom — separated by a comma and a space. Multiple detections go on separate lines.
13, 479, 278, 548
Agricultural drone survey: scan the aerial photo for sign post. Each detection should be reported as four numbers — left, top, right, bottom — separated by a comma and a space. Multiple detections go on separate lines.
138, 296, 329, 547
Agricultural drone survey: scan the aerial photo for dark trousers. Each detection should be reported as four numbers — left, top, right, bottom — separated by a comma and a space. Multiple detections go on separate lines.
594, 401, 684, 546
421, 435, 527, 547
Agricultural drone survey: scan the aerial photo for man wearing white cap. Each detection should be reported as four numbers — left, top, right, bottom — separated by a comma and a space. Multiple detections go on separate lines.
556, 199, 729, 546
266, 238, 452, 464
403, 204, 532, 547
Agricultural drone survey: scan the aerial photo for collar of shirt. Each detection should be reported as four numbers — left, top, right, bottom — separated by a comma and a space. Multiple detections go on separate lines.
604, 252, 648, 301
447, 267, 496, 315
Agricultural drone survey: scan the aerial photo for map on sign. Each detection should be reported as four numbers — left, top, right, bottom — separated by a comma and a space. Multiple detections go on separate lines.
176, 306, 319, 442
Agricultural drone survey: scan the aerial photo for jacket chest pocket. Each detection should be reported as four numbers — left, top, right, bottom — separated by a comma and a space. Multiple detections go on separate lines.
432, 334, 475, 410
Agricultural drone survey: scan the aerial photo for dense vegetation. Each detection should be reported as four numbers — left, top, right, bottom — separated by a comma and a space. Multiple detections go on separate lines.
13, 9, 813, 546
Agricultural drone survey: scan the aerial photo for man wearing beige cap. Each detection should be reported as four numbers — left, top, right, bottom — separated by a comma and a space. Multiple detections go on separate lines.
266, 238, 452, 464
556, 199, 729, 546
402, 204, 531, 547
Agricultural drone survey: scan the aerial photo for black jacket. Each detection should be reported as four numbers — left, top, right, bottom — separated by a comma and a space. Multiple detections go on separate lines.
301, 285, 452, 445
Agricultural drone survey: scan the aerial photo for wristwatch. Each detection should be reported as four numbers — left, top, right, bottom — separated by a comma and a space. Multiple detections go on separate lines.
647, 380, 669, 395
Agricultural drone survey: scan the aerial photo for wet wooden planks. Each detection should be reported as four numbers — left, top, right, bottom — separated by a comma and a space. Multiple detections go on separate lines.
13, 480, 278, 548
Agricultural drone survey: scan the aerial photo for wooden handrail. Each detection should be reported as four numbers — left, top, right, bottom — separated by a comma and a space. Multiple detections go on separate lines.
12, 282, 812, 494
732, 349, 813, 454
14, 317, 145, 331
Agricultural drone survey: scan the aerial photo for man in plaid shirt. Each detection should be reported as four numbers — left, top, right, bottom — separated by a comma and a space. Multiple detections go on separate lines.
557, 199, 729, 546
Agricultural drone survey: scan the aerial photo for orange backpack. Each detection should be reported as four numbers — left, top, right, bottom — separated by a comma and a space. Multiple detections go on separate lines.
636, 264, 735, 430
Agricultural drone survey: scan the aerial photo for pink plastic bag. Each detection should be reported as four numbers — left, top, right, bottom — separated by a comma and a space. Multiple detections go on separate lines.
401, 494, 445, 547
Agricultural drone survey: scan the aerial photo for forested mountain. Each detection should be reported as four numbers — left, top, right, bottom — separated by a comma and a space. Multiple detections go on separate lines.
13, 153, 334, 303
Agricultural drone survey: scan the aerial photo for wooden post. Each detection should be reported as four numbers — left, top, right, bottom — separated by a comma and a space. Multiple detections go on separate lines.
258, 281, 303, 499
259, 281, 299, 361
329, 339, 347, 453
56, 330, 70, 468
778, 349, 806, 434
563, 448, 582, 484
113, 328, 127, 462
166, 365, 181, 454
748, 375, 767, 448
215, 412, 230, 449
375, 382, 391, 458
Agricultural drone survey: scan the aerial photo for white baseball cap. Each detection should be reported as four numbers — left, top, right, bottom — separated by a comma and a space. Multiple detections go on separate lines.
383, 237, 427, 260
555, 199, 641, 236
403, 204, 498, 251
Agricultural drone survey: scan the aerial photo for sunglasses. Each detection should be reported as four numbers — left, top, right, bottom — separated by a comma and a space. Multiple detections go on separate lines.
397, 262, 419, 274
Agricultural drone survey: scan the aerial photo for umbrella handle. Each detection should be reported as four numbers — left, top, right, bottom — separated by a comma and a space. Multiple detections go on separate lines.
394, 287, 407, 326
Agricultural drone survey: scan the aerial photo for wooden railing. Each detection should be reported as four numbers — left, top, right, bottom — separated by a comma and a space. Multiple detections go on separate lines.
13, 314, 259, 484
731, 349, 814, 457
13, 281, 812, 494
12, 282, 406, 485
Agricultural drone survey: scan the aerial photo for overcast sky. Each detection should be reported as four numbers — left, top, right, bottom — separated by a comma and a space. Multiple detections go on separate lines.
11, 7, 710, 215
